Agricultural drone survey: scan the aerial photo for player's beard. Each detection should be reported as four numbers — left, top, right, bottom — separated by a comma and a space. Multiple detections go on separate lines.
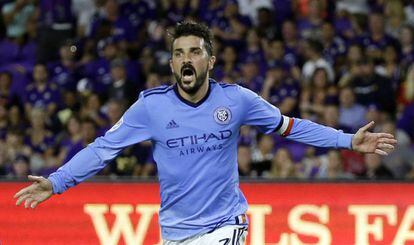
174, 64, 209, 95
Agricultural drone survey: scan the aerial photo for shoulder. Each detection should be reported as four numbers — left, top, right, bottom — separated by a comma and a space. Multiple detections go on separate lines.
214, 80, 242, 94
215, 80, 259, 102
142, 85, 174, 98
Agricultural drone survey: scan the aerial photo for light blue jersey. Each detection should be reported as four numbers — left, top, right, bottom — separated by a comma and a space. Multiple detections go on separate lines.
48, 79, 353, 240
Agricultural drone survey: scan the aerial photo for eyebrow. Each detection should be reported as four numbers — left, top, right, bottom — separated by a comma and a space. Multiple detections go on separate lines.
173, 47, 202, 52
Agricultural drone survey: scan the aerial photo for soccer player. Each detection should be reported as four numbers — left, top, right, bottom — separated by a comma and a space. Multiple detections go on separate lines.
14, 22, 397, 244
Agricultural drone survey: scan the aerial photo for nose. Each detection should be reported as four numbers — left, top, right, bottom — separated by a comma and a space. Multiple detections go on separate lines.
182, 54, 192, 63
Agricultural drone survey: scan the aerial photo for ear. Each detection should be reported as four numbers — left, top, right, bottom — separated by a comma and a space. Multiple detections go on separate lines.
169, 59, 174, 73
208, 55, 216, 71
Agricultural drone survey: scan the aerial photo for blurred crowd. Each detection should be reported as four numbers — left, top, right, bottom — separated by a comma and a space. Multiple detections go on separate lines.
0, 0, 413, 180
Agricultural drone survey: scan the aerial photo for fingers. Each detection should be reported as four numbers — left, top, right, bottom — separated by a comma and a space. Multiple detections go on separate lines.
16, 193, 30, 206
376, 133, 396, 139
378, 143, 395, 150
28, 175, 43, 182
31, 201, 39, 209
375, 149, 388, 156
360, 121, 375, 132
24, 197, 33, 209
14, 185, 33, 199
378, 138, 398, 144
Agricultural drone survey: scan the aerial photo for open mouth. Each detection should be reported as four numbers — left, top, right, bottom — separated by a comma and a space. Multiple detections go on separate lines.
181, 66, 195, 83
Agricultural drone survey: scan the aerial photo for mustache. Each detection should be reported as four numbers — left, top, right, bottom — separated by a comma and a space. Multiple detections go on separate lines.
181, 63, 196, 74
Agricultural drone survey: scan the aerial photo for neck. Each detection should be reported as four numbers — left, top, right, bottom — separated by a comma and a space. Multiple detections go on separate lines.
177, 78, 210, 104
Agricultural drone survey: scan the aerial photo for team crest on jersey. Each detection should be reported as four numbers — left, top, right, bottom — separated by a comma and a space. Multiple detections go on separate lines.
214, 107, 231, 124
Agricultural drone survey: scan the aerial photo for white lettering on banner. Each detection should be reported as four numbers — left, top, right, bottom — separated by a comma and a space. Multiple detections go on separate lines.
83, 203, 414, 245
349, 205, 397, 245
288, 205, 331, 245
83, 204, 160, 245
247, 205, 272, 245
393, 206, 414, 245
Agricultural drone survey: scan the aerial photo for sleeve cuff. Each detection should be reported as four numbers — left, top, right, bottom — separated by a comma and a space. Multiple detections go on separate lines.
48, 173, 66, 194
337, 132, 354, 149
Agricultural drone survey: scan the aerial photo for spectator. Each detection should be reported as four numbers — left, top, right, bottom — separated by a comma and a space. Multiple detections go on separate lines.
4, 130, 31, 170
398, 63, 414, 107
347, 57, 396, 114
238, 144, 253, 177
238, 59, 264, 93
321, 104, 352, 133
0, 142, 7, 176
10, 154, 30, 178
300, 67, 336, 120
79, 93, 108, 133
384, 0, 405, 39
265, 148, 298, 179
72, 0, 104, 38
47, 40, 80, 92
0, 71, 21, 108
160, 0, 198, 25
295, 0, 326, 39
0, 105, 8, 140
24, 63, 60, 118
1, 0, 35, 39
145, 72, 163, 89
251, 134, 274, 176
357, 12, 396, 64
255, 7, 279, 40
358, 153, 394, 180
237, 0, 272, 25
317, 150, 354, 179
336, 0, 369, 14
24, 107, 54, 174
404, 2, 414, 27
338, 86, 367, 132
104, 99, 126, 131
399, 24, 414, 72
239, 29, 266, 73
214, 45, 240, 81
281, 19, 300, 62
397, 103, 414, 141
321, 21, 347, 67
56, 115, 82, 165
107, 59, 139, 106
301, 39, 335, 84
375, 44, 401, 91
7, 105, 26, 132
37, 0, 75, 63
261, 63, 299, 117
211, 0, 251, 46
63, 118, 97, 165
380, 120, 414, 178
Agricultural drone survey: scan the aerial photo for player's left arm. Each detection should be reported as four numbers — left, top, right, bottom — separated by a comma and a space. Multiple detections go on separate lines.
277, 116, 396, 155
238, 85, 396, 155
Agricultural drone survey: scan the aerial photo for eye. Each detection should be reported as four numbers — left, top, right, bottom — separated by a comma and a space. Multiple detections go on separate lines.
192, 49, 202, 55
174, 52, 182, 58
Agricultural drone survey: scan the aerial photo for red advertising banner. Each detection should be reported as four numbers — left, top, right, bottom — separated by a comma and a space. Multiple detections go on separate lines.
2, 182, 414, 245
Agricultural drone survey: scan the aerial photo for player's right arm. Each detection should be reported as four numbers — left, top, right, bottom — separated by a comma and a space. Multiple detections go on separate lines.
14, 93, 152, 208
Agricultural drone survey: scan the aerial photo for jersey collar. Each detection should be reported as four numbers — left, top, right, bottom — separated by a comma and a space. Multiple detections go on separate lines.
173, 79, 215, 108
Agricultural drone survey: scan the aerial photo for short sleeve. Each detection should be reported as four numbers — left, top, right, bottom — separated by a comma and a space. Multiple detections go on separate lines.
239, 85, 282, 134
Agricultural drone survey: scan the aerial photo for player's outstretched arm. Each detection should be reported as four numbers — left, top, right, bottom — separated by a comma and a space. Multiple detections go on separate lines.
14, 175, 53, 209
351, 121, 397, 155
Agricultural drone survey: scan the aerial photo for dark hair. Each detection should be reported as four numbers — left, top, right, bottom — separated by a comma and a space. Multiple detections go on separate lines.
306, 39, 324, 54
171, 21, 214, 56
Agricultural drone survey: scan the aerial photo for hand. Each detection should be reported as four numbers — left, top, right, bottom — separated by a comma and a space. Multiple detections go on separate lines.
351, 121, 397, 155
14, 175, 53, 209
